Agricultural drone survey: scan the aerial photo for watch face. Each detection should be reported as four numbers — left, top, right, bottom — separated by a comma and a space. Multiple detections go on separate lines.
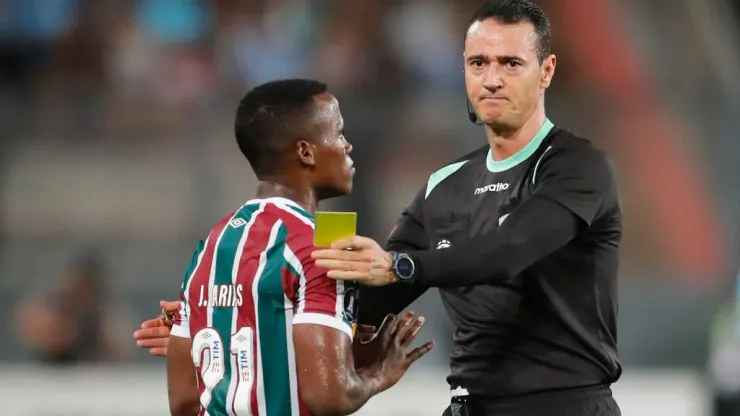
396, 257, 414, 278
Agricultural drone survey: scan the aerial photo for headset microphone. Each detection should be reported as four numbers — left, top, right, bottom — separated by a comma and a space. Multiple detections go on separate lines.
466, 99, 484, 126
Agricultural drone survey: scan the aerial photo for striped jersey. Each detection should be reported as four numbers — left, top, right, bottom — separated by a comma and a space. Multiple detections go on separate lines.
171, 197, 358, 416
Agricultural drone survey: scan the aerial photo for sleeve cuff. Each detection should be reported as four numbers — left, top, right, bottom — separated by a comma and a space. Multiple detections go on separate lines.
293, 312, 353, 339
170, 323, 190, 338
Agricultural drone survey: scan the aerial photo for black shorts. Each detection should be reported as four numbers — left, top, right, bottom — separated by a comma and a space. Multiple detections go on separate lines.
441, 386, 620, 416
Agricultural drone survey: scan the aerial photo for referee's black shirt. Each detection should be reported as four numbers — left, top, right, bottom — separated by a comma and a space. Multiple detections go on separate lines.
359, 119, 622, 399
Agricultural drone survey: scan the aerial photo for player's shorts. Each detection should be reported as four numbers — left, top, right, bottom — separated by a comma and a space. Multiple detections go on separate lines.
441, 385, 620, 416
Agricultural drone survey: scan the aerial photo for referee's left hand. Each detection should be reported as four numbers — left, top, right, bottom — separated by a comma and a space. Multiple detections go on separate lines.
312, 236, 397, 286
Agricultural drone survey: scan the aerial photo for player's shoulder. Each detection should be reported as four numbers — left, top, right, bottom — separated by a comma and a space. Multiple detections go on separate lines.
424, 145, 489, 198
206, 198, 314, 241
251, 198, 316, 251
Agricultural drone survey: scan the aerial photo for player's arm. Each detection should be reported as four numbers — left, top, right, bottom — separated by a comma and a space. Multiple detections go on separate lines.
289, 233, 428, 415
358, 187, 430, 326
293, 324, 378, 415
167, 335, 199, 416
410, 147, 617, 287
166, 294, 199, 416
166, 241, 206, 415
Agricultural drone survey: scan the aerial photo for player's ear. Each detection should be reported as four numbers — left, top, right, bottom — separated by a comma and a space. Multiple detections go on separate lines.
297, 140, 316, 167
540, 54, 556, 90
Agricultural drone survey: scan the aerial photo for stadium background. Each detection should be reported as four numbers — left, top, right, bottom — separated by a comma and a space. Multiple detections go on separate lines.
1, 0, 739, 414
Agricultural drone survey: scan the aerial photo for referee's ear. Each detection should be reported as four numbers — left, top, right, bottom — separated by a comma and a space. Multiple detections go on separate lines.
540, 54, 557, 90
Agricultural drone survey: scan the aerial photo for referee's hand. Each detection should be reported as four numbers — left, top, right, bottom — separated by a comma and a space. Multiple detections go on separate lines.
312, 236, 396, 286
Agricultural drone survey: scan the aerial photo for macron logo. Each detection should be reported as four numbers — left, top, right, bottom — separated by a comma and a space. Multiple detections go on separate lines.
474, 183, 509, 195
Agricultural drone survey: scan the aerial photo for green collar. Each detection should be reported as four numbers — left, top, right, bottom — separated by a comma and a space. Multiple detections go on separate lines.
486, 119, 554, 172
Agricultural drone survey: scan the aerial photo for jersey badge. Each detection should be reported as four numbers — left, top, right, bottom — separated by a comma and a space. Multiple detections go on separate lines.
436, 239, 452, 250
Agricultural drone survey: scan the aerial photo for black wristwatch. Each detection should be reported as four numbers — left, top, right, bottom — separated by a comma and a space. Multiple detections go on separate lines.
391, 252, 416, 284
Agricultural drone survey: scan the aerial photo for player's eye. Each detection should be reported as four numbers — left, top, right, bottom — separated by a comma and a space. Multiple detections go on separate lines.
505, 60, 521, 68
471, 60, 484, 67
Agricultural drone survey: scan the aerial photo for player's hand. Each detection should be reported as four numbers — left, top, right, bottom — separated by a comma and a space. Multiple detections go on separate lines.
365, 312, 435, 393
133, 300, 179, 357
311, 236, 396, 286
353, 324, 384, 370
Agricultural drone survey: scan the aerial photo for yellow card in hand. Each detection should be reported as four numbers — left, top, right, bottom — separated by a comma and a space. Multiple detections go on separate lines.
314, 211, 357, 247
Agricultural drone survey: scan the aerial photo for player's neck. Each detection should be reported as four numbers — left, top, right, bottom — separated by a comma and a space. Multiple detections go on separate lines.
255, 180, 318, 214
486, 107, 547, 162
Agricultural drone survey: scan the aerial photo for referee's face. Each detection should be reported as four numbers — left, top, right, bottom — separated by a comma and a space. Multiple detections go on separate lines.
464, 19, 554, 129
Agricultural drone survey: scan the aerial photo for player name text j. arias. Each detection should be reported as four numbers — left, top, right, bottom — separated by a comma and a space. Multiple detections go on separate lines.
197, 284, 244, 308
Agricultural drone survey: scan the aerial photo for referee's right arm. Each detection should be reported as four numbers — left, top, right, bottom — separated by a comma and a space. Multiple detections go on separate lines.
409, 146, 615, 288
357, 187, 430, 327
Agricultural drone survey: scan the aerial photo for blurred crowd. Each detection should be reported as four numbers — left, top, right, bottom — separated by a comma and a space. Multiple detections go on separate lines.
1, 0, 498, 143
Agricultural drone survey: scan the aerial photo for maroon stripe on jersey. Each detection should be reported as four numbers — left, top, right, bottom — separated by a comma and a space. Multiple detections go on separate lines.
273, 205, 341, 319
264, 204, 321, 416
186, 213, 234, 413
234, 210, 282, 416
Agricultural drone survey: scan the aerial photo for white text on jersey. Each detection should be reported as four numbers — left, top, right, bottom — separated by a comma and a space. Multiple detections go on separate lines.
474, 183, 510, 195
197, 284, 244, 308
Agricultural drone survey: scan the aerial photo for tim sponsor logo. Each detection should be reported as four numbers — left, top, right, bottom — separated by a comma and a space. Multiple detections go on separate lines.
474, 183, 509, 195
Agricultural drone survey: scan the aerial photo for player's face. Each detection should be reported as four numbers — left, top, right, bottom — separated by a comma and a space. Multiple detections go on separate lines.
307, 93, 354, 199
464, 19, 555, 129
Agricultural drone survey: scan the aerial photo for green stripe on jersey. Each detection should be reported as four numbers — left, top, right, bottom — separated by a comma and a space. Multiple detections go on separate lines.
256, 223, 294, 416
485, 118, 553, 173
425, 160, 469, 199
207, 205, 257, 415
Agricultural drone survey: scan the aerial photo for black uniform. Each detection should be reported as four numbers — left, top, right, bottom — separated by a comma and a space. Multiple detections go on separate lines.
359, 120, 622, 415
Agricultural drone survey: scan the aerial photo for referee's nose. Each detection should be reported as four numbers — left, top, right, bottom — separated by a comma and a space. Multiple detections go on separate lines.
483, 68, 504, 91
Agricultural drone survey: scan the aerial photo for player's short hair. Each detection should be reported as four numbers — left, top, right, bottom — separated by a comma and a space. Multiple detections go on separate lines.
468, 0, 552, 63
235, 79, 329, 177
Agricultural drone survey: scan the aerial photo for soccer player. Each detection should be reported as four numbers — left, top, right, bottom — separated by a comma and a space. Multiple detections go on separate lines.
311, 1, 623, 415
163, 79, 434, 416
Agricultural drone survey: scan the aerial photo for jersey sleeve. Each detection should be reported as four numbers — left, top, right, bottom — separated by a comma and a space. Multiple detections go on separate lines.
356, 186, 430, 326
532, 146, 617, 227
287, 230, 354, 339
387, 186, 430, 252
171, 239, 206, 339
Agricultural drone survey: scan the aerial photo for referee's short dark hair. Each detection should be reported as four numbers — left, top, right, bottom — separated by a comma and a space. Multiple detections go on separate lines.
468, 0, 552, 63
235, 79, 329, 178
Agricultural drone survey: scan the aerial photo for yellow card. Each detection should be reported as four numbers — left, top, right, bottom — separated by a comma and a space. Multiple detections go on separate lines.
314, 211, 357, 247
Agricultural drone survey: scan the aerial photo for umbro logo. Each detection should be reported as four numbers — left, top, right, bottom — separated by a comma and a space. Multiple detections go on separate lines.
474, 183, 509, 195
436, 239, 451, 249
230, 218, 247, 228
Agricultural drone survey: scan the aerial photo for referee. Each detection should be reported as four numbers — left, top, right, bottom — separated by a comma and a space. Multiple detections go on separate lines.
311, 1, 623, 415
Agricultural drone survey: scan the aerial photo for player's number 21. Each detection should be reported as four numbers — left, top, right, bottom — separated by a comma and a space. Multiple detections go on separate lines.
192, 327, 254, 412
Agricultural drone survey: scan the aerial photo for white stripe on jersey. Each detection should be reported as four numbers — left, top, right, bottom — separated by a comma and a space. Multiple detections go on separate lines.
283, 294, 300, 416
252, 219, 284, 416
226, 203, 266, 416
283, 245, 307, 314
532, 145, 554, 185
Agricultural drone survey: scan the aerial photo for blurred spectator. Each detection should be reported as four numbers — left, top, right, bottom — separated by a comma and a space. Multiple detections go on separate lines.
215, 0, 315, 88
12, 251, 128, 364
